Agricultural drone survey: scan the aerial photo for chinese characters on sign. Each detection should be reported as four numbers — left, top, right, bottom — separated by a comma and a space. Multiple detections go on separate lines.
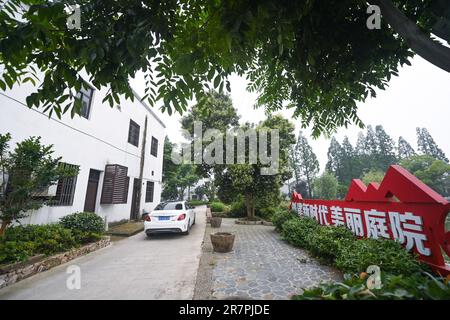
291, 202, 431, 256
289, 165, 450, 275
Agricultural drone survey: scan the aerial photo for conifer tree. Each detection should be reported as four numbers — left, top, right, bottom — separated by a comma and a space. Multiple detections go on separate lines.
397, 136, 416, 160
294, 131, 319, 198
416, 128, 449, 163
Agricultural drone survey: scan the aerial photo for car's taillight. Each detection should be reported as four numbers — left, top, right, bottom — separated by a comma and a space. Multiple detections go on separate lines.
177, 214, 186, 221
144, 215, 151, 222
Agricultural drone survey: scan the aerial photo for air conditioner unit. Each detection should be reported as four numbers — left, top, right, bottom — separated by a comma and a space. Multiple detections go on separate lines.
33, 184, 57, 197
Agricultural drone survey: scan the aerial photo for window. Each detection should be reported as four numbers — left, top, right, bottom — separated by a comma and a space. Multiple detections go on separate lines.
150, 137, 158, 157
154, 202, 183, 211
76, 83, 94, 119
50, 163, 79, 206
100, 164, 129, 204
145, 181, 154, 203
128, 120, 140, 147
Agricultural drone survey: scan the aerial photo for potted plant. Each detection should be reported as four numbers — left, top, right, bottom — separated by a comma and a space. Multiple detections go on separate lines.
209, 201, 228, 227
210, 232, 235, 253
210, 216, 222, 228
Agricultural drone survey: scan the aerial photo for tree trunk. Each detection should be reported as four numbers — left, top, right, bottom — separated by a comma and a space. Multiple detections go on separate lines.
0, 219, 10, 237
244, 193, 255, 220
372, 0, 450, 73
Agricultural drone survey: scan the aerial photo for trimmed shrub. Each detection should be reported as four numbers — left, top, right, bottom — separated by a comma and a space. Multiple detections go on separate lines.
187, 200, 209, 206
229, 199, 246, 218
272, 209, 296, 231
209, 201, 226, 213
0, 224, 78, 264
72, 230, 103, 244
335, 237, 423, 275
281, 217, 319, 248
258, 206, 278, 220
0, 241, 36, 264
60, 212, 105, 233
306, 225, 355, 263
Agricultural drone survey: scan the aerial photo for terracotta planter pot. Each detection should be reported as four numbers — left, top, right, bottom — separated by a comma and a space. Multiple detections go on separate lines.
210, 217, 222, 228
210, 232, 235, 253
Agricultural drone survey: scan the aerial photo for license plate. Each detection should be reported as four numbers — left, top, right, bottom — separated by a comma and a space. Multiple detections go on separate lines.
159, 216, 170, 221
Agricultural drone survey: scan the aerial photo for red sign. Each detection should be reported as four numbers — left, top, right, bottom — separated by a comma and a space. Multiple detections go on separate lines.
290, 165, 450, 276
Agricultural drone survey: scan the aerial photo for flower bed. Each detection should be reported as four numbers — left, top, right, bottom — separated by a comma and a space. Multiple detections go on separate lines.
0, 237, 110, 289
0, 212, 108, 288
271, 210, 450, 299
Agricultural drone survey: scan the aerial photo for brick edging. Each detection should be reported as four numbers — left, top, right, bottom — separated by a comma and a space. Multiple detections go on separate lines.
0, 237, 110, 290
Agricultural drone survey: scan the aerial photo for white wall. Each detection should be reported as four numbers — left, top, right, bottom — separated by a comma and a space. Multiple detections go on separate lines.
0, 76, 165, 225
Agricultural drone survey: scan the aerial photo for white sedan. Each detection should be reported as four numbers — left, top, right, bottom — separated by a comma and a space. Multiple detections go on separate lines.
144, 201, 196, 237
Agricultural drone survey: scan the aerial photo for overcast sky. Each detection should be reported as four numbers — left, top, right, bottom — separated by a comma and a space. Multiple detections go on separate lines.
132, 55, 450, 173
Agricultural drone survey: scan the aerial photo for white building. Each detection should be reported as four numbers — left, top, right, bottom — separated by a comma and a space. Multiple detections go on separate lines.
0, 76, 165, 225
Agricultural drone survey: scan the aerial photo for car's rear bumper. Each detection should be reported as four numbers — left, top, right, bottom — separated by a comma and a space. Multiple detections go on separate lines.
144, 220, 188, 234
145, 228, 183, 235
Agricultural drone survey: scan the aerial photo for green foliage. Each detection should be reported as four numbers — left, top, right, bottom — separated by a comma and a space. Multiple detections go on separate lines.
400, 155, 450, 195
187, 199, 209, 206
272, 209, 296, 232
292, 131, 319, 198
293, 272, 450, 300
361, 170, 385, 185
162, 162, 200, 201
209, 201, 227, 213
1, 0, 442, 135
0, 223, 103, 265
0, 134, 77, 233
397, 136, 416, 160
228, 198, 246, 218
313, 172, 339, 200
281, 218, 319, 249
0, 241, 36, 264
306, 226, 355, 264
279, 215, 422, 276
335, 238, 422, 275
416, 128, 449, 162
59, 212, 105, 233
217, 115, 295, 219
0, 224, 76, 264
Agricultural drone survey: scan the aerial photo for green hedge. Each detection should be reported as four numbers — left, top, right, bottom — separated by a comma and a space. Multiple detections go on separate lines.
209, 201, 227, 213
306, 225, 355, 264
60, 212, 105, 233
272, 209, 297, 231
187, 200, 209, 206
335, 237, 423, 275
281, 217, 319, 248
277, 210, 422, 276
274, 209, 438, 300
0, 216, 105, 265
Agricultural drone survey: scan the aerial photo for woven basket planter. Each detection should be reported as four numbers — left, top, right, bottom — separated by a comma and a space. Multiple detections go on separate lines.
210, 232, 235, 253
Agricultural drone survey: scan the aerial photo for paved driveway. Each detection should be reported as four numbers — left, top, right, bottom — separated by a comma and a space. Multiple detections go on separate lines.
195, 218, 341, 300
0, 206, 206, 300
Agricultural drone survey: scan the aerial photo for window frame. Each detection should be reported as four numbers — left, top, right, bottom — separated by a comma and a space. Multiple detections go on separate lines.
76, 82, 94, 119
145, 181, 155, 203
49, 163, 79, 206
150, 136, 158, 157
128, 119, 140, 147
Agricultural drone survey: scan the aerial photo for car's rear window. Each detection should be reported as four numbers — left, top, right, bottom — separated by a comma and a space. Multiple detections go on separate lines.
154, 202, 183, 210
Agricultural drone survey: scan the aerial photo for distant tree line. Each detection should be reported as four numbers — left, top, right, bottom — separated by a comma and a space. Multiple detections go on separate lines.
290, 126, 450, 199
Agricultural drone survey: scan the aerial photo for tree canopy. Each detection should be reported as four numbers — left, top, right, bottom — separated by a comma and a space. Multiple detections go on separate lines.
1, 1, 449, 135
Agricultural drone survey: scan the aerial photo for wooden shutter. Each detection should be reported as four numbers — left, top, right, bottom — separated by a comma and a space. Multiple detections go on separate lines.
101, 164, 129, 204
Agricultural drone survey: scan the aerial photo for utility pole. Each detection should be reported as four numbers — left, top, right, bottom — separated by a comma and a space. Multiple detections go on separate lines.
135, 115, 148, 220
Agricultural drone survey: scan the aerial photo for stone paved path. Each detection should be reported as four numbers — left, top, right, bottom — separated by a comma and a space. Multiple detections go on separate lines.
206, 218, 342, 300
